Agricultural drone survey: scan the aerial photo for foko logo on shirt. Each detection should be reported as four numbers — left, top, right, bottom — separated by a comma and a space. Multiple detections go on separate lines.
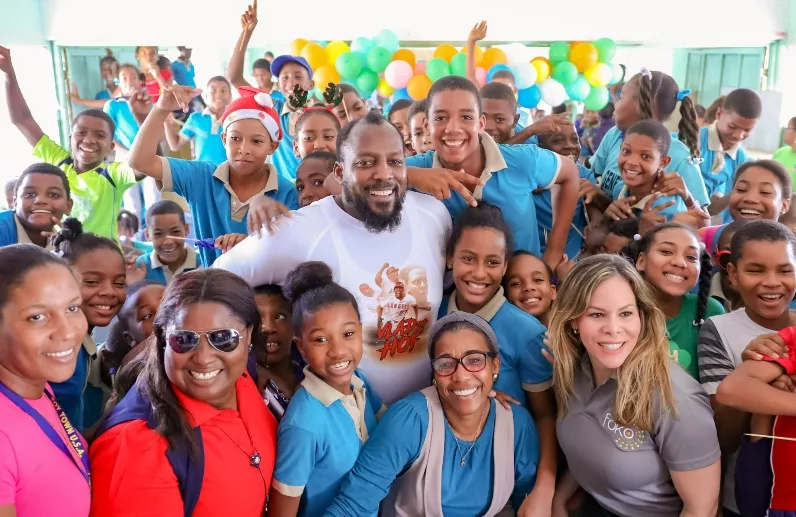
602, 412, 646, 451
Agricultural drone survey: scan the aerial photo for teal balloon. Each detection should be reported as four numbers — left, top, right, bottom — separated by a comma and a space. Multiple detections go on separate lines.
552, 61, 578, 86
316, 40, 329, 48
609, 63, 625, 85
374, 29, 400, 54
351, 37, 374, 59
425, 58, 450, 82
517, 85, 541, 109
336, 52, 364, 80
367, 46, 392, 73
549, 42, 570, 64
356, 69, 379, 95
566, 75, 591, 101
594, 38, 617, 63
584, 86, 610, 110
312, 88, 323, 101
450, 53, 467, 77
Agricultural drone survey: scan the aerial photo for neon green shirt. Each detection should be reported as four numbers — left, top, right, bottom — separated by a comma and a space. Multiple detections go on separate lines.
33, 135, 138, 240
772, 145, 796, 188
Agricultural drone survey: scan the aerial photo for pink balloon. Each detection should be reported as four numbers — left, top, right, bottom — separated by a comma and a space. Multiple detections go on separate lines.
415, 61, 426, 75
384, 60, 414, 89
475, 67, 487, 86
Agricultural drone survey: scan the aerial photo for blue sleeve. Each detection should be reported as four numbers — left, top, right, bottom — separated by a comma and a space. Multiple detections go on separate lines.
668, 154, 710, 207
405, 152, 434, 169
514, 145, 561, 190
651, 193, 688, 219
102, 100, 116, 120
180, 113, 198, 140
283, 184, 299, 211
577, 163, 597, 183
273, 423, 318, 493
511, 407, 540, 511
95, 90, 111, 100
166, 158, 214, 201
322, 394, 427, 517
520, 328, 553, 392
358, 371, 384, 416
589, 129, 612, 176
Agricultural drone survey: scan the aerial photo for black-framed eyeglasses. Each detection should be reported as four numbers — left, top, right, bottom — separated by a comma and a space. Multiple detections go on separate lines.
166, 329, 242, 354
431, 351, 497, 376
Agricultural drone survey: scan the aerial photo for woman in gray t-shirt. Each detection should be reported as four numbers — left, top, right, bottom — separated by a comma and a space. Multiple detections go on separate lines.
548, 255, 721, 517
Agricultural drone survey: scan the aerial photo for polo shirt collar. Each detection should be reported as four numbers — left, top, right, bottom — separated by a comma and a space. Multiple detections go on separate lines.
447, 286, 506, 322
579, 352, 617, 386
616, 185, 652, 210
14, 214, 53, 250
173, 374, 252, 427
301, 367, 365, 407
82, 334, 97, 356
201, 107, 222, 135
213, 161, 279, 194
431, 133, 507, 201
708, 122, 739, 160
149, 246, 197, 275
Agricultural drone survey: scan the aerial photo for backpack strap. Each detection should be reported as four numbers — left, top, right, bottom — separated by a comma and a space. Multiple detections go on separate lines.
56, 156, 117, 188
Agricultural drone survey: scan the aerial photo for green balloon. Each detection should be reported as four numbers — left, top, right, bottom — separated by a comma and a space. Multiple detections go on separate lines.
584, 86, 610, 110
594, 38, 617, 63
425, 58, 451, 82
549, 42, 570, 64
450, 53, 467, 77
356, 69, 379, 95
552, 61, 578, 86
336, 52, 364, 80
366, 47, 392, 73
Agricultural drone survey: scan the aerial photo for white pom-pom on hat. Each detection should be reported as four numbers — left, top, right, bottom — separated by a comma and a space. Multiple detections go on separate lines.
254, 92, 274, 108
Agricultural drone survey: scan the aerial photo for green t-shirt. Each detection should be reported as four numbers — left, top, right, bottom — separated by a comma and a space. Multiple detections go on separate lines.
666, 293, 725, 379
33, 135, 138, 240
772, 145, 796, 188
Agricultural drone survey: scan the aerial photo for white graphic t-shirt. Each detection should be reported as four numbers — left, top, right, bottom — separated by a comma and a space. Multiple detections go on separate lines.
215, 192, 451, 403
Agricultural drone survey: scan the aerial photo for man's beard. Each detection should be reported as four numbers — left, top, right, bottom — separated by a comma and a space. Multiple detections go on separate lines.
342, 180, 406, 234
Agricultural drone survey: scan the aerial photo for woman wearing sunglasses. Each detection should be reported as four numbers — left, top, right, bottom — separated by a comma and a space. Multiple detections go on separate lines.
323, 312, 540, 517
90, 269, 278, 517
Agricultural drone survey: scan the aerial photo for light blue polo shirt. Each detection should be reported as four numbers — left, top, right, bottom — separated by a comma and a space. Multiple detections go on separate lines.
273, 369, 384, 517
323, 393, 539, 517
159, 157, 299, 266
180, 110, 227, 165
171, 60, 196, 88
590, 126, 710, 207
103, 98, 140, 150
136, 247, 200, 285
535, 163, 593, 258
0, 210, 56, 248
513, 122, 538, 145
270, 97, 300, 182
614, 185, 688, 220
95, 89, 112, 100
698, 124, 753, 199
441, 287, 552, 407
405, 133, 561, 255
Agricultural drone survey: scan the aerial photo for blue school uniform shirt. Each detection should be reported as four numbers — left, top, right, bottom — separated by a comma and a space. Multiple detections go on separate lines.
50, 336, 95, 431
0, 210, 57, 249
405, 133, 561, 256
103, 98, 140, 150
159, 157, 299, 266
698, 124, 752, 198
136, 247, 200, 285
95, 89, 112, 100
273, 369, 384, 517
323, 393, 539, 517
180, 110, 227, 165
513, 122, 538, 145
270, 97, 300, 181
535, 163, 593, 258
614, 185, 688, 220
590, 126, 710, 207
441, 288, 552, 407
171, 60, 196, 88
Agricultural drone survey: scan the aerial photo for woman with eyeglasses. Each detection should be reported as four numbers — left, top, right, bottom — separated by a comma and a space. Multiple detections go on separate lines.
323, 311, 540, 517
89, 269, 278, 517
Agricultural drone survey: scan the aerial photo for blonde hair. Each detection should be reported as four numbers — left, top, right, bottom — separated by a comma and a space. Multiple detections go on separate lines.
549, 254, 676, 432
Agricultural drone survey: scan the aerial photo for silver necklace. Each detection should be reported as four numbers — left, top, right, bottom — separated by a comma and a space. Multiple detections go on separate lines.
451, 404, 489, 467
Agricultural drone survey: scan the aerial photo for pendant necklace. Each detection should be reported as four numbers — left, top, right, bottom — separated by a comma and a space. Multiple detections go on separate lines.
214, 420, 262, 467
451, 403, 489, 467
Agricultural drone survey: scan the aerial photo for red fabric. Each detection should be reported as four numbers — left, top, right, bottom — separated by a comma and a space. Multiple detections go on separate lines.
89, 373, 277, 517
145, 68, 172, 103
220, 86, 282, 141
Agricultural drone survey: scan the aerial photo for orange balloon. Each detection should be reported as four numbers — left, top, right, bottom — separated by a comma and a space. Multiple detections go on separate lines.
481, 47, 508, 71
290, 38, 309, 57
313, 65, 341, 90
460, 45, 484, 67
569, 41, 583, 50
434, 43, 458, 63
570, 42, 598, 73
393, 49, 417, 69
407, 74, 433, 100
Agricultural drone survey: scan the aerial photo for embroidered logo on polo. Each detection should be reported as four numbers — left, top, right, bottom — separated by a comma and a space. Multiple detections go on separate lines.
602, 412, 646, 451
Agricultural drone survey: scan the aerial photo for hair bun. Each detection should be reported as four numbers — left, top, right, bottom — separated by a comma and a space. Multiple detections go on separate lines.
51, 217, 83, 256
283, 261, 334, 304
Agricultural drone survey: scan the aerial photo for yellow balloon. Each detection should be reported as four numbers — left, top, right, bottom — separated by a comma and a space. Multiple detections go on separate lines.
325, 40, 350, 64
393, 49, 417, 69
407, 75, 433, 100
290, 38, 309, 57
481, 47, 508, 71
460, 45, 483, 66
531, 57, 551, 82
584, 63, 613, 87
378, 77, 395, 97
434, 43, 458, 63
313, 65, 341, 90
570, 42, 598, 73
300, 42, 328, 71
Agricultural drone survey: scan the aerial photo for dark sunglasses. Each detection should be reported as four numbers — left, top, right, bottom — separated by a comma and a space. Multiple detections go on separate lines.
431, 351, 497, 377
166, 328, 241, 354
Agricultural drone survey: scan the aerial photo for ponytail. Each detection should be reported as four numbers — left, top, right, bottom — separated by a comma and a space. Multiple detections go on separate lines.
637, 72, 654, 121
693, 249, 712, 327
678, 95, 701, 161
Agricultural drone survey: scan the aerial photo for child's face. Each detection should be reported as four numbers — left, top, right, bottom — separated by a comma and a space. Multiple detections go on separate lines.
613, 77, 641, 131
388, 108, 412, 152
481, 98, 516, 144
427, 89, 486, 168
293, 113, 338, 159
136, 46, 158, 66
410, 112, 432, 154
333, 92, 367, 128
70, 115, 114, 167
123, 284, 165, 345
100, 61, 118, 83
147, 213, 189, 265
296, 158, 331, 208
729, 166, 789, 221
14, 173, 72, 231
296, 302, 362, 394
617, 133, 664, 190
205, 80, 232, 111
540, 121, 581, 162
117, 219, 135, 240
729, 240, 796, 323
222, 119, 280, 175
118, 66, 140, 96
278, 63, 313, 97
716, 108, 757, 149
73, 248, 127, 328
255, 292, 293, 367
253, 67, 273, 91
601, 232, 631, 254
504, 254, 556, 319
636, 228, 701, 298
449, 227, 507, 311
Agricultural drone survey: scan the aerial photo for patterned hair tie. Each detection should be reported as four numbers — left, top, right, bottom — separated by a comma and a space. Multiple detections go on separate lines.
676, 89, 691, 101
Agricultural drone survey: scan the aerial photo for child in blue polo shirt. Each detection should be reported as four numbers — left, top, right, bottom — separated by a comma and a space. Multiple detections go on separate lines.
269, 261, 384, 517
127, 83, 298, 267
171, 47, 196, 88
135, 200, 199, 285
0, 163, 72, 248
103, 64, 148, 157
164, 76, 232, 165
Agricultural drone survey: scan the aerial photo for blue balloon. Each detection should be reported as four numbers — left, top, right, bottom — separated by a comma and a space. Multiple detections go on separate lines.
517, 85, 542, 109
487, 64, 513, 82
351, 37, 374, 59
392, 88, 411, 102
374, 29, 400, 54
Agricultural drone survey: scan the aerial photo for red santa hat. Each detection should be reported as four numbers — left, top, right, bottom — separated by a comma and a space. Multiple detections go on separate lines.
220, 86, 282, 142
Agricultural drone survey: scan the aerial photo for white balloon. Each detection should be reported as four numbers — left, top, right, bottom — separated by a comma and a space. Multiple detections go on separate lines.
512, 62, 538, 90
502, 42, 530, 65
539, 78, 568, 107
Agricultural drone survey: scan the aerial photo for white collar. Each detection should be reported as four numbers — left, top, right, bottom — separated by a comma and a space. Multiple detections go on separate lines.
707, 122, 739, 160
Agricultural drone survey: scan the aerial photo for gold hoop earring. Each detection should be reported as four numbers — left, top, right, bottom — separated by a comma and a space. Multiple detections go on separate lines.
492, 373, 499, 382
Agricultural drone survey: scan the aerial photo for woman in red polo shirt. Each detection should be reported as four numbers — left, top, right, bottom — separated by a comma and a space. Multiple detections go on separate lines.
90, 269, 278, 517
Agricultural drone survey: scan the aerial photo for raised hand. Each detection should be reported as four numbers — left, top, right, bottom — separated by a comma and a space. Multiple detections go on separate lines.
653, 171, 688, 201
406, 168, 483, 207
0, 45, 13, 75
531, 113, 572, 135
468, 21, 488, 43
127, 88, 153, 117
125, 256, 147, 286
247, 196, 293, 236
241, 3, 258, 32
638, 193, 674, 235
604, 197, 636, 221
158, 85, 202, 113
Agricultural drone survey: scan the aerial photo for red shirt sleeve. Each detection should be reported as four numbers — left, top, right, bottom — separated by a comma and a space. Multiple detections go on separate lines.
762, 327, 796, 376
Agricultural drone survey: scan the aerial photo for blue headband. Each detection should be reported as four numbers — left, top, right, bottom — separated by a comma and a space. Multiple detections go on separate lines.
676, 89, 691, 101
